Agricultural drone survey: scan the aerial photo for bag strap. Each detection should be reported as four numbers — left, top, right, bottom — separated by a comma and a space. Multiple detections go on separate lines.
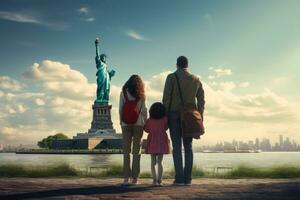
123, 89, 129, 101
174, 73, 185, 109
123, 89, 139, 103
168, 75, 174, 111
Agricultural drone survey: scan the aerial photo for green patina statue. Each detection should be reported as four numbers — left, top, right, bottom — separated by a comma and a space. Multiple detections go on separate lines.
94, 37, 115, 103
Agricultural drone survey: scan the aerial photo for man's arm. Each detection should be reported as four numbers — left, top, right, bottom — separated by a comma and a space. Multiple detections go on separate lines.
196, 80, 205, 120
162, 74, 173, 113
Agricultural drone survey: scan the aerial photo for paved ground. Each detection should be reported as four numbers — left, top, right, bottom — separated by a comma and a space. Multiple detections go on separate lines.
0, 178, 299, 200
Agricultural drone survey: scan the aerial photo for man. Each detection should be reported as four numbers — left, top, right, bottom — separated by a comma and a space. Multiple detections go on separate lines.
162, 56, 205, 185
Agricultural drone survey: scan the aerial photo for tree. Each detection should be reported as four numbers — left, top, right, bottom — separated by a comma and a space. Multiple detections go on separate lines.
37, 133, 69, 149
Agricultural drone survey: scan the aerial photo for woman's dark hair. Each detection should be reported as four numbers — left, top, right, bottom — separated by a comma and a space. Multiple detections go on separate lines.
123, 74, 145, 100
149, 102, 166, 119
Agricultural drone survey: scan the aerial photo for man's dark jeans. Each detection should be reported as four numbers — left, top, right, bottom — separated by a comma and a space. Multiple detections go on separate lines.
168, 111, 193, 184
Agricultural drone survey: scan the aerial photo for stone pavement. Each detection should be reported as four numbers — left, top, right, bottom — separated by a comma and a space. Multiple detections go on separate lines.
0, 178, 299, 200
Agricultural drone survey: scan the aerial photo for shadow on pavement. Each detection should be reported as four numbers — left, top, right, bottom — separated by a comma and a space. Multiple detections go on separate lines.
0, 185, 149, 200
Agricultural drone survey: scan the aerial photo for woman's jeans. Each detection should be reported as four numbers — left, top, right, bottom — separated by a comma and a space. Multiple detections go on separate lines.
122, 126, 144, 179
168, 111, 193, 183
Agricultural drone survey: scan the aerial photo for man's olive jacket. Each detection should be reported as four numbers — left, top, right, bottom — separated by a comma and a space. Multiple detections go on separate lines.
162, 68, 205, 118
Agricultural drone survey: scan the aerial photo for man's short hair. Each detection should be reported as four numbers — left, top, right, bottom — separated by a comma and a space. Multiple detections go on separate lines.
177, 56, 188, 68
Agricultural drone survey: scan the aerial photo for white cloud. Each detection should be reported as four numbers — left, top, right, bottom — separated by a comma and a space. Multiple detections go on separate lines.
0, 76, 24, 91
0, 127, 18, 141
35, 98, 45, 106
78, 7, 89, 15
144, 71, 172, 103
0, 11, 41, 24
125, 30, 149, 41
0, 60, 100, 145
208, 75, 215, 80
204, 82, 298, 124
85, 17, 95, 22
23, 60, 95, 100
0, 11, 68, 30
219, 81, 236, 91
208, 67, 232, 79
214, 68, 232, 77
239, 82, 250, 88
77, 7, 96, 22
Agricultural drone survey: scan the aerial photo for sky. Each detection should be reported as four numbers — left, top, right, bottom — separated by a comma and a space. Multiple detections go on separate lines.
0, 0, 300, 146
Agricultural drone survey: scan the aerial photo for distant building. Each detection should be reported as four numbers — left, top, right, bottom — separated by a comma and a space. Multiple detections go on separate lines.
260, 138, 272, 151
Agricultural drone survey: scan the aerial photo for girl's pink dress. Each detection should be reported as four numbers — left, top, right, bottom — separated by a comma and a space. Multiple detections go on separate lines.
144, 116, 170, 154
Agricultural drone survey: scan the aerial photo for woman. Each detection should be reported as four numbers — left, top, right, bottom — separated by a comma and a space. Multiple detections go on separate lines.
119, 74, 147, 185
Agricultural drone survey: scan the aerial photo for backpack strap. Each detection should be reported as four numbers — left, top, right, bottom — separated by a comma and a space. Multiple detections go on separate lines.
123, 88, 141, 104
123, 88, 129, 101
174, 73, 185, 109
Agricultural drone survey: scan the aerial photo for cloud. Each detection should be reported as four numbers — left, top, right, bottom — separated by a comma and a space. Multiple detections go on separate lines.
77, 7, 95, 22
23, 60, 95, 100
85, 17, 95, 22
0, 63, 95, 145
0, 11, 41, 24
219, 81, 236, 91
78, 7, 89, 15
0, 127, 18, 141
125, 30, 149, 41
208, 67, 232, 79
35, 98, 45, 106
0, 76, 24, 91
239, 82, 250, 88
144, 71, 172, 102
203, 83, 298, 124
0, 11, 68, 30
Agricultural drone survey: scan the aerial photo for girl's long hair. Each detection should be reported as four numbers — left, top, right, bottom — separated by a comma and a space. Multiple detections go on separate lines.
122, 74, 145, 100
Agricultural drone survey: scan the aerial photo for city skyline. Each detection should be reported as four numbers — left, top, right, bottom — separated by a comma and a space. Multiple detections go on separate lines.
1, 134, 299, 152
197, 134, 300, 152
0, 0, 300, 146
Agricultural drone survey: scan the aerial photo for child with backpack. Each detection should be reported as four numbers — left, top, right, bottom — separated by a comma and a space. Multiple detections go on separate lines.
144, 102, 170, 186
119, 74, 147, 186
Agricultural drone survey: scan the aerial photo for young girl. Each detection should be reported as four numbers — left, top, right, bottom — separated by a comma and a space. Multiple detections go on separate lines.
144, 102, 170, 186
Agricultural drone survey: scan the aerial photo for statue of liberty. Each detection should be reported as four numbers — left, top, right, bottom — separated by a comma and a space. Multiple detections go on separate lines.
94, 37, 115, 103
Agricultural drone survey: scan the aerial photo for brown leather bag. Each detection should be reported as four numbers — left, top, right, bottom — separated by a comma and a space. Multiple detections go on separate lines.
175, 73, 205, 139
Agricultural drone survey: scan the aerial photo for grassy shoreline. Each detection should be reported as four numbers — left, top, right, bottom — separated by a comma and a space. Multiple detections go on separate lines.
0, 164, 300, 179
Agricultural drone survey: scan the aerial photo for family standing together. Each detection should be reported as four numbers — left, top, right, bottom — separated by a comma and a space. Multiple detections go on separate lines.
119, 56, 205, 186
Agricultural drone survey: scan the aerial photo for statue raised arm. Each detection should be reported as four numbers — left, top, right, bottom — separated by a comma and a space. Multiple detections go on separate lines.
95, 37, 100, 65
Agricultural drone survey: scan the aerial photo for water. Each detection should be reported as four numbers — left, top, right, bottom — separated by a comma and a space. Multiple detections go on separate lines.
0, 152, 299, 172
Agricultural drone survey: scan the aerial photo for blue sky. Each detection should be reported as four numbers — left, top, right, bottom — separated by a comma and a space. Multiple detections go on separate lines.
0, 0, 300, 145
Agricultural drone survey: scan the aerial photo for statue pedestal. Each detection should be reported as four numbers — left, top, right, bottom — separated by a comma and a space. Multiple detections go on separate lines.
88, 102, 116, 133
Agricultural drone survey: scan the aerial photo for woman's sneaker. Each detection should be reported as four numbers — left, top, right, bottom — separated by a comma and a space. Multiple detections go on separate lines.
152, 179, 157, 186
157, 180, 163, 187
121, 178, 131, 186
